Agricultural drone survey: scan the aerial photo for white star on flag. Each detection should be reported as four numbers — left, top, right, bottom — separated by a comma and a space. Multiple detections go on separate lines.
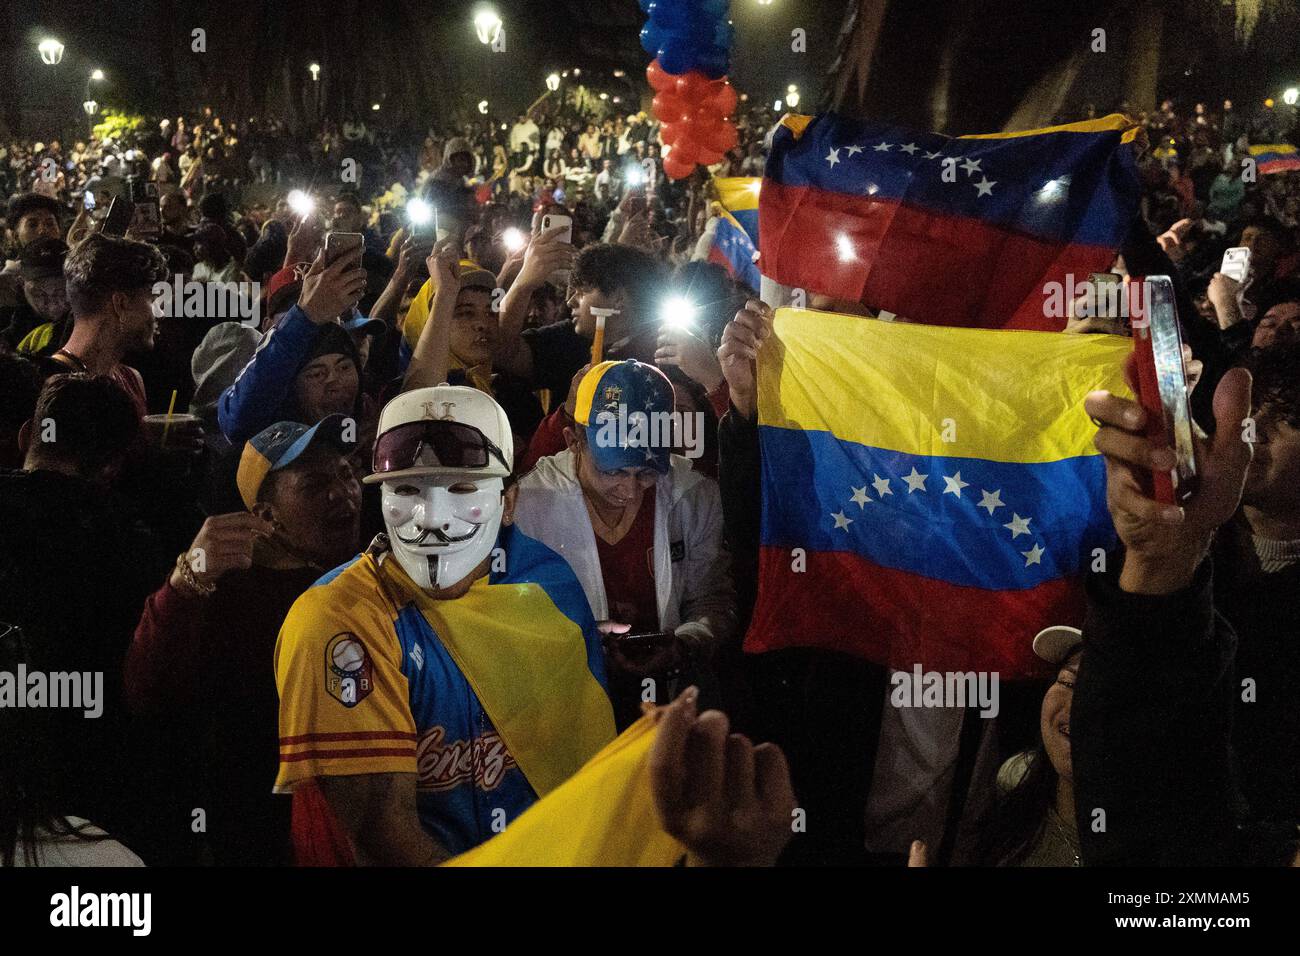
977, 489, 1004, 515
850, 485, 871, 508
899, 143, 919, 155
974, 176, 996, 197
825, 148, 841, 168
902, 467, 928, 493
961, 157, 982, 176
1004, 513, 1032, 538
845, 144, 864, 157
871, 474, 892, 497
873, 142, 892, 152
1022, 544, 1045, 566
942, 472, 969, 497
831, 509, 854, 531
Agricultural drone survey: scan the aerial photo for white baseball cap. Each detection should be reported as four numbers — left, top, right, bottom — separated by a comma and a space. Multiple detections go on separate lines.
365, 385, 513, 484
1032, 625, 1083, 665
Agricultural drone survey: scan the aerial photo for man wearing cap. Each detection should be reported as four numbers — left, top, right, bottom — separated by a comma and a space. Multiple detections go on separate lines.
126, 416, 362, 865
218, 245, 375, 445
401, 242, 543, 451
272, 385, 615, 864
1, 236, 69, 354
512, 360, 735, 727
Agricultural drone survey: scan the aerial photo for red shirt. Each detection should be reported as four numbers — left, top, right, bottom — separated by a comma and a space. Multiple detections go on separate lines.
594, 492, 658, 633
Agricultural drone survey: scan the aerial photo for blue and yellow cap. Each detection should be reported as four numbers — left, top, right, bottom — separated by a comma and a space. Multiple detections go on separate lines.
236, 415, 353, 509
573, 360, 676, 474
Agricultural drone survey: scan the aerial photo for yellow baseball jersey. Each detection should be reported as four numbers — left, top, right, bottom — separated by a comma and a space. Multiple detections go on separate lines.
274, 528, 614, 855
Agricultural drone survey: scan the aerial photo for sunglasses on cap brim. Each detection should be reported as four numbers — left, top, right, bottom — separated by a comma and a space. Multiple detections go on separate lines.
371, 419, 508, 477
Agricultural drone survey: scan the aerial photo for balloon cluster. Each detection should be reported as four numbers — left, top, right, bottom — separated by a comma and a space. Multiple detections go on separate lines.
640, 0, 739, 180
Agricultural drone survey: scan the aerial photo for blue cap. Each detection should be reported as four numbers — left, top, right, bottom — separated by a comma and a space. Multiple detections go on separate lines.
236, 415, 354, 509
574, 360, 676, 474
342, 308, 386, 337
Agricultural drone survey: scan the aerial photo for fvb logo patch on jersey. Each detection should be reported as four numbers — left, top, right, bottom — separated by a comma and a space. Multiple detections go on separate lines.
325, 632, 374, 707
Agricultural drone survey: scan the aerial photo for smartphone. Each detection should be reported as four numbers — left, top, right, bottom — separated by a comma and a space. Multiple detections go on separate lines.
410, 208, 438, 243
1220, 247, 1251, 284
102, 195, 134, 237
619, 631, 675, 647
1131, 275, 1197, 503
540, 213, 572, 244
324, 231, 364, 266
1089, 272, 1122, 321
82, 191, 96, 212
130, 200, 162, 240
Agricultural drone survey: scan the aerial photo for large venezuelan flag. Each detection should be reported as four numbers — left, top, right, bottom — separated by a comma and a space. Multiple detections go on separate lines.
744, 308, 1132, 679
759, 113, 1141, 330
1248, 143, 1300, 176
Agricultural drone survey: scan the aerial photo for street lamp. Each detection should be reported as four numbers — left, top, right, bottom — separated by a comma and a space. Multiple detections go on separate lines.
38, 38, 65, 65
371, 103, 381, 111
478, 100, 489, 115
786, 90, 800, 108
308, 62, 321, 81
1285, 87, 1299, 107
546, 73, 560, 92
90, 69, 105, 82
474, 7, 503, 45
82, 100, 98, 116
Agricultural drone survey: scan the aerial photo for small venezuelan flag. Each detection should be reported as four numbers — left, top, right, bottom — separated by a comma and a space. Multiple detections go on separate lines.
1248, 143, 1300, 176
759, 113, 1142, 330
745, 308, 1132, 679
705, 176, 762, 289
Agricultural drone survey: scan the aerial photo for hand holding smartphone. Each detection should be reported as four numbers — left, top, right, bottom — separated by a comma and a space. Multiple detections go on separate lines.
324, 231, 364, 267
1131, 275, 1198, 503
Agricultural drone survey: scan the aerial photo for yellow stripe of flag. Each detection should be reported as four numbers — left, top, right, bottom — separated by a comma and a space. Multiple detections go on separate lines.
757, 309, 1132, 464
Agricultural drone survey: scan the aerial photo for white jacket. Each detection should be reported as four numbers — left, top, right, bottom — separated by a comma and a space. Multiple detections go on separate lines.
513, 449, 736, 653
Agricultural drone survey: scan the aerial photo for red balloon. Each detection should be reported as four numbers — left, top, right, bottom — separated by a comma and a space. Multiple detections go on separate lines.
659, 122, 685, 147
698, 120, 738, 154
704, 80, 738, 118
670, 137, 702, 166
651, 92, 689, 124
663, 154, 696, 180
697, 148, 726, 167
674, 71, 710, 99
646, 59, 675, 93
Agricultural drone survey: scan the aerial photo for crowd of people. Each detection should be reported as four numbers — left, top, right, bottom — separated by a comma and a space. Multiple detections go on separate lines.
0, 83, 1297, 869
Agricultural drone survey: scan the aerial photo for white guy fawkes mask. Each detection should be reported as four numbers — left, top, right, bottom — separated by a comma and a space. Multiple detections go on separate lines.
382, 475, 504, 590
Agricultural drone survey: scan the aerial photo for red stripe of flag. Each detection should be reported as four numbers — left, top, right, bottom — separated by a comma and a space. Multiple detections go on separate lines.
280, 747, 416, 762
760, 180, 1115, 331
279, 730, 418, 745
745, 546, 1076, 679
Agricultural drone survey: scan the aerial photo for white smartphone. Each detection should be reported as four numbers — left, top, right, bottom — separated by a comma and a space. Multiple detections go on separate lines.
1220, 247, 1251, 284
540, 213, 572, 244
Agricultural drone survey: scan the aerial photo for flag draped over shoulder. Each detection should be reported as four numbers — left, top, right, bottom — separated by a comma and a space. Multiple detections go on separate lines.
759, 113, 1142, 330
444, 715, 684, 866
1248, 143, 1300, 175
706, 176, 762, 289
744, 308, 1132, 679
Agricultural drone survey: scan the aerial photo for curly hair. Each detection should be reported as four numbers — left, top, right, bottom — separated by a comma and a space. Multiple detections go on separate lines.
1246, 340, 1300, 429
63, 233, 168, 317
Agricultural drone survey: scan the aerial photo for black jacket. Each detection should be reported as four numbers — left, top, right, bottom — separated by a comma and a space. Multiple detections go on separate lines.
1073, 556, 1297, 866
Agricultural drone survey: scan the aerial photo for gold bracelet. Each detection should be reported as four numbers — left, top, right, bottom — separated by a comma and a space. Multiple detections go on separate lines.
174, 550, 216, 597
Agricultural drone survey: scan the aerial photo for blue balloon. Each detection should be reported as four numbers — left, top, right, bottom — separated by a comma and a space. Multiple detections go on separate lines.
640, 24, 662, 56
648, 0, 705, 31
713, 20, 734, 50
657, 40, 703, 77
699, 0, 729, 18
639, 0, 655, 11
